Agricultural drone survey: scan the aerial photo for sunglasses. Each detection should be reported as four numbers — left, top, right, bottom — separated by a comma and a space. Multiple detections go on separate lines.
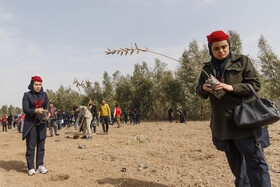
212, 45, 228, 51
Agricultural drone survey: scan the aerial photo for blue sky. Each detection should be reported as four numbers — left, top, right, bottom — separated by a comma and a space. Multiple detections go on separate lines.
0, 0, 280, 107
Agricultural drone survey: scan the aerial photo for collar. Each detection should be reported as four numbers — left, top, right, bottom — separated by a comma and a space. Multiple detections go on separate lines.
203, 54, 242, 77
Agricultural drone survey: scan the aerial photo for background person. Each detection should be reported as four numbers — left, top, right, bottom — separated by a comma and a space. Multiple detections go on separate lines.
89, 100, 98, 135
79, 106, 93, 139
48, 102, 59, 137
114, 105, 121, 128
65, 111, 72, 128
7, 114, 13, 129
98, 99, 111, 135
1, 114, 8, 132
123, 108, 128, 124
17, 114, 25, 133
56, 109, 63, 130
168, 108, 174, 123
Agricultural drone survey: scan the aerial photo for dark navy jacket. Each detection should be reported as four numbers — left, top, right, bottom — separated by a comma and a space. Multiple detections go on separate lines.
22, 88, 49, 140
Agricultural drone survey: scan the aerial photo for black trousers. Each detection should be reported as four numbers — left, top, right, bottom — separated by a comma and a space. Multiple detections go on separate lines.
213, 127, 271, 187
100, 116, 109, 133
179, 115, 185, 123
8, 122, 12, 129
48, 119, 57, 136
25, 125, 45, 170
90, 119, 97, 133
2, 122, 7, 131
124, 115, 128, 124
169, 115, 173, 122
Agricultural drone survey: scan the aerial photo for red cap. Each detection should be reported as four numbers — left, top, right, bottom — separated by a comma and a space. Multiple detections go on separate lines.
207, 30, 229, 43
31, 76, 43, 82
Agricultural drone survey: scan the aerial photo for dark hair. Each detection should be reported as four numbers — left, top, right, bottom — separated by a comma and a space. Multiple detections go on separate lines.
116, 104, 118, 107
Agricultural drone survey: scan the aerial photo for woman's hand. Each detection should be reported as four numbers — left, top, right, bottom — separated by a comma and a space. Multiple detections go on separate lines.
202, 80, 213, 93
215, 82, 234, 92
47, 112, 51, 119
35, 108, 44, 114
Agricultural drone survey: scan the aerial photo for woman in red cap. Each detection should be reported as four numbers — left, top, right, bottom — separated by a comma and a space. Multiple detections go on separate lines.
22, 76, 50, 176
196, 31, 271, 186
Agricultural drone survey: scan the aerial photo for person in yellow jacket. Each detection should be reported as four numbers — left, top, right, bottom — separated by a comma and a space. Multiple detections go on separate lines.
98, 99, 111, 135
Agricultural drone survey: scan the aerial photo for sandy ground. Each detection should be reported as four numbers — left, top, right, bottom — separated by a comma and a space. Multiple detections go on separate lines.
0, 121, 280, 187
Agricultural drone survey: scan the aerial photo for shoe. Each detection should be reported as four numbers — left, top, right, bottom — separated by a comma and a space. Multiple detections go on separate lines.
92, 133, 96, 135
55, 133, 59, 136
88, 135, 92, 139
28, 169, 36, 176
81, 136, 87, 139
36, 165, 48, 174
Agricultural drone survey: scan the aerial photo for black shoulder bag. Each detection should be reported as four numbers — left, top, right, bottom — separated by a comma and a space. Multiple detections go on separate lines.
234, 84, 280, 173
234, 84, 280, 129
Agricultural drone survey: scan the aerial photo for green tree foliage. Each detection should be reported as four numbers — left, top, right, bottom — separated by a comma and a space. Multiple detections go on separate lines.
0, 105, 22, 117
258, 35, 280, 101
46, 86, 83, 112
176, 40, 210, 119
102, 71, 114, 104
85, 81, 103, 105
228, 30, 242, 55
114, 75, 133, 108
131, 62, 155, 118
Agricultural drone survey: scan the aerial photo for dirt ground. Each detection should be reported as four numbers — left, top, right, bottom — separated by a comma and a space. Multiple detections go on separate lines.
0, 121, 280, 187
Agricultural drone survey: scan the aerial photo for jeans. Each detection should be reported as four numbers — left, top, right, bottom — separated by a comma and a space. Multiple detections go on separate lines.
213, 127, 271, 187
58, 120, 62, 130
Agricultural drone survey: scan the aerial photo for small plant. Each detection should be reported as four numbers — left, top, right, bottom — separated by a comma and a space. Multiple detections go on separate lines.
73, 78, 93, 92
106, 43, 210, 78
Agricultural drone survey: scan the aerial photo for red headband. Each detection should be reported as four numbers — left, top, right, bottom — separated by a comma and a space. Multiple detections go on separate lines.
31, 76, 43, 82
207, 30, 229, 43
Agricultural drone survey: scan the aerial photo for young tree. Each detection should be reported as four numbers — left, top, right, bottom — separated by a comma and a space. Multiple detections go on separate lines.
114, 75, 133, 108
131, 62, 155, 118
228, 30, 242, 55
258, 35, 280, 101
176, 40, 210, 120
102, 71, 114, 104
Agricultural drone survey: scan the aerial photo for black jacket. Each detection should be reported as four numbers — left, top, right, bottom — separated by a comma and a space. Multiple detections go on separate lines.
89, 104, 98, 118
22, 88, 49, 140
196, 54, 260, 140
57, 110, 64, 120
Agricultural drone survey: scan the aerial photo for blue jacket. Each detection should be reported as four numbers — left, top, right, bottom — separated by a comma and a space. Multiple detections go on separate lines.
22, 87, 49, 140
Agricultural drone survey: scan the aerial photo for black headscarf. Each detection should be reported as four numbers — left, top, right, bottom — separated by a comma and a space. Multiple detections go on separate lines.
208, 40, 231, 79
28, 80, 44, 95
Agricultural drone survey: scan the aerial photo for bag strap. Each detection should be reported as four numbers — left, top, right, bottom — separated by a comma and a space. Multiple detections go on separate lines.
247, 84, 261, 102
252, 129, 280, 173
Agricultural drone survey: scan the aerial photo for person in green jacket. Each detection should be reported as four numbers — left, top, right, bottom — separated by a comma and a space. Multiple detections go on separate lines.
196, 30, 271, 187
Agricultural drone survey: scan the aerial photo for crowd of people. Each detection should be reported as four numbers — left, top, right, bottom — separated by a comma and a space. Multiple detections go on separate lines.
1, 105, 188, 136
1, 113, 25, 132
0, 100, 142, 139
72, 99, 141, 139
